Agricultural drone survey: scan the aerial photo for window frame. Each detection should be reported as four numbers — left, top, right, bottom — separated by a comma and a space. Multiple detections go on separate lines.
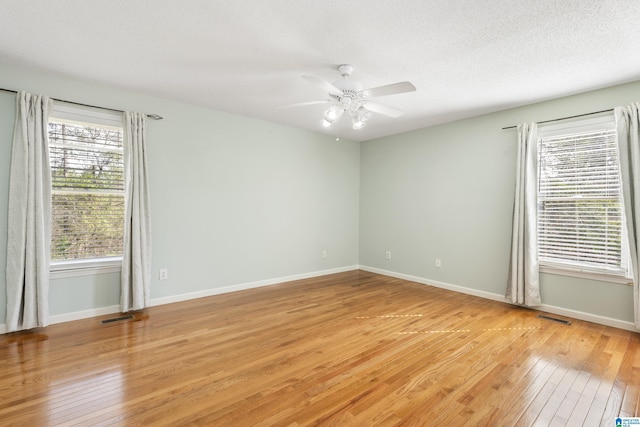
536, 114, 632, 285
48, 102, 125, 278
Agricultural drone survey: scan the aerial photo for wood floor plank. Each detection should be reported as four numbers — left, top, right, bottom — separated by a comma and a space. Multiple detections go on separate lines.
0, 270, 638, 426
551, 371, 591, 425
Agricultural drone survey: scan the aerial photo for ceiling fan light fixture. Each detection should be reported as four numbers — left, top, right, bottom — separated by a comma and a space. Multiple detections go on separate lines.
322, 119, 332, 128
357, 107, 373, 122
352, 119, 365, 130
324, 106, 340, 122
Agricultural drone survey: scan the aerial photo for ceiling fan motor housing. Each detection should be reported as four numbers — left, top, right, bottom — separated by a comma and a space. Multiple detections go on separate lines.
337, 64, 354, 77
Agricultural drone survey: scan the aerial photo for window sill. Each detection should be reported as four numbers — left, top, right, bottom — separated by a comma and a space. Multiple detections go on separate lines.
540, 264, 632, 286
50, 257, 122, 279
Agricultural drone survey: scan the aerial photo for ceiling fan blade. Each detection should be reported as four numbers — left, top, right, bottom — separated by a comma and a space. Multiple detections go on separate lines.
278, 100, 331, 109
302, 75, 343, 96
362, 81, 416, 98
362, 101, 404, 118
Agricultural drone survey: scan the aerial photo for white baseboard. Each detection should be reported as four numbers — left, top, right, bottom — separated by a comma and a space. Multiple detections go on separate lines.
51, 305, 122, 326
359, 265, 638, 332
3, 264, 635, 334
0, 265, 359, 334
0, 304, 122, 335
359, 265, 509, 303
535, 303, 637, 332
150, 265, 358, 307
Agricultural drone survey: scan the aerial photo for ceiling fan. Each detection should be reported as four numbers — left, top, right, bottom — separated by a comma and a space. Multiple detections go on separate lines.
285, 64, 416, 130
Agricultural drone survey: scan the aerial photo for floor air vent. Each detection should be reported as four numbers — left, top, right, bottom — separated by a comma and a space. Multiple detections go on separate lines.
537, 314, 571, 325
100, 315, 134, 325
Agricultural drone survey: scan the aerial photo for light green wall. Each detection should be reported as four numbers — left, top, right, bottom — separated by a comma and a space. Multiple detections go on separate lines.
360, 80, 640, 324
0, 63, 360, 321
2, 61, 639, 327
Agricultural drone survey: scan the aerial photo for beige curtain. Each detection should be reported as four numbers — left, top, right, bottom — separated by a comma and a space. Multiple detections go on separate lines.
5, 92, 52, 331
120, 112, 152, 311
506, 123, 541, 306
615, 103, 640, 329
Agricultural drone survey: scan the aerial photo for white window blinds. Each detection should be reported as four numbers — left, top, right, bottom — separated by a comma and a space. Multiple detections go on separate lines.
48, 103, 125, 262
537, 116, 628, 276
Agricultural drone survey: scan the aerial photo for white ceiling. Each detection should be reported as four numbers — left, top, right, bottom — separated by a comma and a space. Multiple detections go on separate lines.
2, 0, 640, 141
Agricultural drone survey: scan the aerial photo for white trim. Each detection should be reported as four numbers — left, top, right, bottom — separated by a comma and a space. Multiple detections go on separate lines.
150, 265, 359, 307
0, 304, 121, 335
0, 265, 358, 334
359, 265, 508, 302
537, 113, 615, 137
539, 265, 632, 286
50, 101, 123, 128
358, 265, 638, 333
50, 258, 122, 279
50, 305, 121, 325
4, 264, 635, 335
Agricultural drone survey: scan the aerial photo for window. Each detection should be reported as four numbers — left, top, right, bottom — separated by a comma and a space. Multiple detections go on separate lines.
48, 103, 125, 276
537, 115, 630, 281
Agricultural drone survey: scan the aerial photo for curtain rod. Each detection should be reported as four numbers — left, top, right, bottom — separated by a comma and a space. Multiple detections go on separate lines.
501, 108, 613, 130
0, 87, 163, 120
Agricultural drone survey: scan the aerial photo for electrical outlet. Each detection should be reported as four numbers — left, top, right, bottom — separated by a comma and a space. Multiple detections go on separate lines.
435, 258, 441, 268
159, 268, 168, 280
386, 251, 391, 260
322, 250, 327, 259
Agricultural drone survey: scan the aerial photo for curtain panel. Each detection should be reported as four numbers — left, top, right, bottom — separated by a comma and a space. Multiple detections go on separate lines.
506, 123, 541, 307
121, 112, 152, 312
5, 92, 52, 332
615, 103, 640, 329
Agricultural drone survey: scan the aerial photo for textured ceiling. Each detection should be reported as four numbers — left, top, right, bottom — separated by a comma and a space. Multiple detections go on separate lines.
1, 0, 640, 141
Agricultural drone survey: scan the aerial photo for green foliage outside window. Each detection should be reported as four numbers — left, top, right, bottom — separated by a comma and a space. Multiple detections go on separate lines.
49, 121, 125, 261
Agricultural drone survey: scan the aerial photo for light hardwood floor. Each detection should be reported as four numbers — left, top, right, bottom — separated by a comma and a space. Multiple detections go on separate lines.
1, 270, 639, 426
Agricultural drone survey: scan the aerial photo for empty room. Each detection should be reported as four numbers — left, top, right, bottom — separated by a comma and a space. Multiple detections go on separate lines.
1, 1, 640, 425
